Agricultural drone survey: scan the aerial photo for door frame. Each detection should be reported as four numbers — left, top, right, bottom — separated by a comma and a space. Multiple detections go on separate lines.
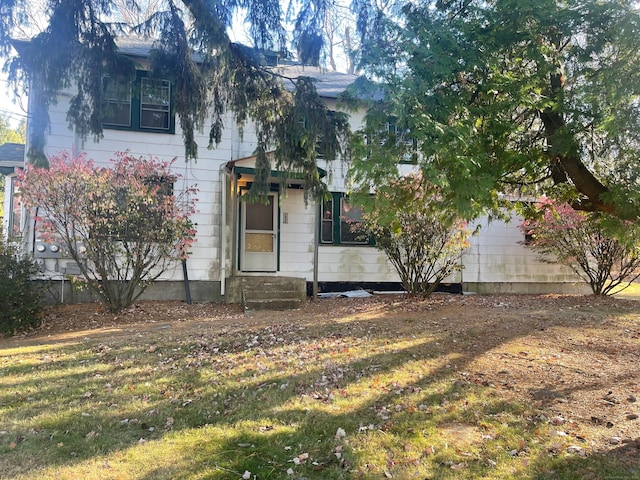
238, 191, 279, 272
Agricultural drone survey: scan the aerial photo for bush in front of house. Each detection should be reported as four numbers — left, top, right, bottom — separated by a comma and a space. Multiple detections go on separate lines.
520, 197, 640, 295
355, 173, 471, 297
18, 151, 198, 313
0, 238, 43, 336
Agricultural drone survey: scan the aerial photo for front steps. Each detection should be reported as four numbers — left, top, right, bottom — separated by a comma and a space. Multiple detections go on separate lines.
225, 276, 306, 312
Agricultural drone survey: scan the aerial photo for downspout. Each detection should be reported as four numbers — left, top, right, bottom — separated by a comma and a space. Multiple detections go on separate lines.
182, 259, 192, 304
312, 199, 319, 299
220, 164, 231, 297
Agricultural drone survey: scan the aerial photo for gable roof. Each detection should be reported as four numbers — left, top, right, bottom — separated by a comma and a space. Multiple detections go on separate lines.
0, 142, 25, 175
271, 64, 358, 99
115, 37, 359, 99
14, 36, 365, 100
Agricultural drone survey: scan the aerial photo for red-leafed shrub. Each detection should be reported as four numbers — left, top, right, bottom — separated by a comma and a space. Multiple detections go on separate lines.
520, 198, 640, 295
18, 151, 198, 311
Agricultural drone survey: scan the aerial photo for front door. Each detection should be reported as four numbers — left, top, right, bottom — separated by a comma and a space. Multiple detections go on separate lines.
240, 193, 277, 272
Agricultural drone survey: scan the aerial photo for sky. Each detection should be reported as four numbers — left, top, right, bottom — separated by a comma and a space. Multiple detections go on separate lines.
0, 71, 28, 128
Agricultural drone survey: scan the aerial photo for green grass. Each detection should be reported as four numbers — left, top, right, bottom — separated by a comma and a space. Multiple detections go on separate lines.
613, 281, 640, 299
1, 298, 639, 479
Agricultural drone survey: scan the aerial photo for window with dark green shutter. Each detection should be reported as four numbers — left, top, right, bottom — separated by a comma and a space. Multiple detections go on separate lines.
320, 193, 371, 246
102, 72, 175, 134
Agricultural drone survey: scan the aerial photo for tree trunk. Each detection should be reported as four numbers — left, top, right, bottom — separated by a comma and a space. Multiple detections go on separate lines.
540, 72, 613, 213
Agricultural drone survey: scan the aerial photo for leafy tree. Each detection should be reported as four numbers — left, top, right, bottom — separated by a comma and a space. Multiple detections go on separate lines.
15, 118, 26, 141
0, 114, 24, 145
520, 198, 640, 295
18, 150, 198, 312
0, 0, 351, 198
352, 0, 640, 221
355, 173, 470, 297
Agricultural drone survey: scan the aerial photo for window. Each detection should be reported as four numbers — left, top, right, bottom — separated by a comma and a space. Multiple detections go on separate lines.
340, 197, 366, 244
320, 193, 370, 245
102, 77, 131, 127
366, 117, 416, 164
299, 110, 337, 160
102, 72, 174, 133
321, 196, 333, 243
140, 78, 171, 130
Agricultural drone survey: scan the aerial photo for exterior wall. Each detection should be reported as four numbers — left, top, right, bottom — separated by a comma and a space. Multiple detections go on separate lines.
271, 190, 583, 291
2, 174, 14, 239
277, 190, 315, 277
36, 92, 259, 290
460, 217, 584, 293
29, 82, 588, 301
275, 190, 401, 283
317, 245, 401, 283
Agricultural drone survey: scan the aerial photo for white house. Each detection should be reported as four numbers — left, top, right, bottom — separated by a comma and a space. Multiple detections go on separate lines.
13, 38, 586, 306
1, 142, 25, 242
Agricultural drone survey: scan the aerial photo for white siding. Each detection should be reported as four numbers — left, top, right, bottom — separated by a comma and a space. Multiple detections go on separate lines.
278, 191, 315, 277
461, 217, 577, 284
39, 96, 240, 283
34, 79, 583, 293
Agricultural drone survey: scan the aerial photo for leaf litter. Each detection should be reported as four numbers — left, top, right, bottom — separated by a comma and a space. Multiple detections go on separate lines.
2, 294, 640, 478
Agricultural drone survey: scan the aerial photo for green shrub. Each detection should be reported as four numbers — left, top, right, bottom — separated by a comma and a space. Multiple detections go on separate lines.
0, 238, 43, 336
355, 173, 471, 297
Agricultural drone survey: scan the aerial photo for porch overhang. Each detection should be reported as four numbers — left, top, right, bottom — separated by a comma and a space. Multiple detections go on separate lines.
225, 158, 327, 186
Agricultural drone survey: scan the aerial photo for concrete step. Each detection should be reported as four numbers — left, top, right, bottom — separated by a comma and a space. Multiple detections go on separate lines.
242, 297, 303, 311
227, 276, 307, 311
243, 289, 301, 301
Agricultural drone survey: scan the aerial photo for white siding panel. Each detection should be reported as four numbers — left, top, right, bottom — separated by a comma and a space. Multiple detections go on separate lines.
280, 241, 314, 254
39, 92, 228, 284
462, 216, 578, 284
278, 192, 316, 277
279, 261, 314, 274
318, 246, 400, 282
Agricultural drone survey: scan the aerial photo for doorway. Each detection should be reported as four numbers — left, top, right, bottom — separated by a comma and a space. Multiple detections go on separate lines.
240, 193, 277, 272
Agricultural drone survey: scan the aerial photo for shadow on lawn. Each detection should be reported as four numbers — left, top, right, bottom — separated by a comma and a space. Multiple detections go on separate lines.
1, 295, 639, 479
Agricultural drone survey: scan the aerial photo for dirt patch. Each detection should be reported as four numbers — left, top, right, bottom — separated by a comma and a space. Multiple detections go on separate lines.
3, 293, 640, 462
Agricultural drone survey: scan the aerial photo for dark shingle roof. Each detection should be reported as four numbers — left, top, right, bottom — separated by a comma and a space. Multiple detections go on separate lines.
0, 142, 25, 175
115, 37, 360, 99
271, 64, 359, 99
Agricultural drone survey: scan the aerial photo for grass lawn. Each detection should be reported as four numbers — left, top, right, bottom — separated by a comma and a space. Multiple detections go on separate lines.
1, 294, 640, 479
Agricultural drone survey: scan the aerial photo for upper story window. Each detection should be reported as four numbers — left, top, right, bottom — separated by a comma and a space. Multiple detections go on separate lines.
365, 116, 417, 164
140, 78, 171, 130
298, 110, 339, 160
102, 77, 131, 127
102, 72, 174, 133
